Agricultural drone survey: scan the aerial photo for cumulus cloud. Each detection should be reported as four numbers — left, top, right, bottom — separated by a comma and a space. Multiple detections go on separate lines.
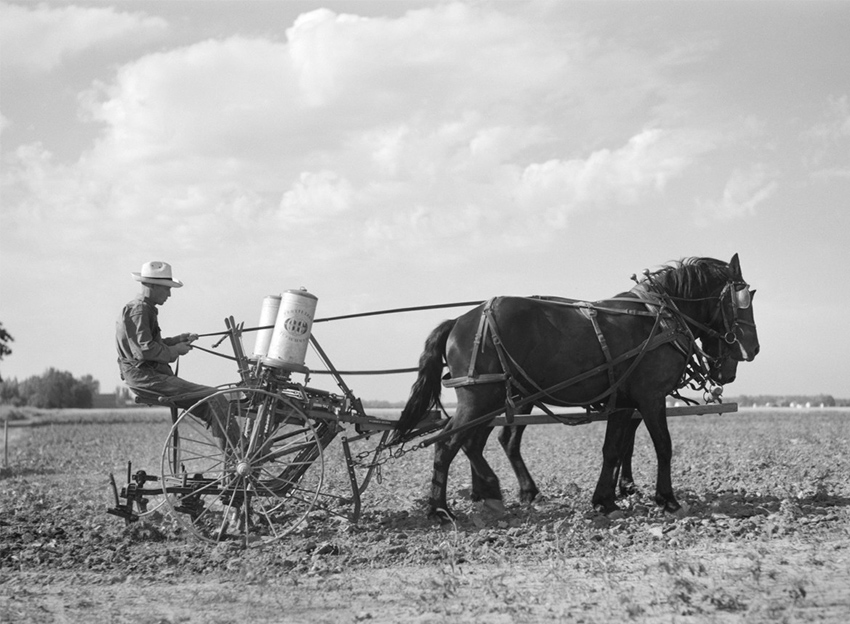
279, 171, 354, 224
78, 36, 295, 178
3, 2, 718, 264
513, 128, 716, 227
0, 1, 167, 71
285, 5, 565, 112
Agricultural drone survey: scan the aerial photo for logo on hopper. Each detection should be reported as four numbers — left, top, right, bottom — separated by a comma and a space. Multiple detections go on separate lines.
284, 317, 310, 336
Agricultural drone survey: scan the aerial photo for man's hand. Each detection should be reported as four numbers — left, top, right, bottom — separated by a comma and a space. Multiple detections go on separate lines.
175, 333, 199, 344
174, 341, 193, 356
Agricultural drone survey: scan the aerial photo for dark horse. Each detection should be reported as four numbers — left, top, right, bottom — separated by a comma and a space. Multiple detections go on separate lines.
613, 327, 743, 499
395, 254, 759, 519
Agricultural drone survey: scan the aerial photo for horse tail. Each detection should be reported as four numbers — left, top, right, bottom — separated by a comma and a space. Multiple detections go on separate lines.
394, 318, 456, 440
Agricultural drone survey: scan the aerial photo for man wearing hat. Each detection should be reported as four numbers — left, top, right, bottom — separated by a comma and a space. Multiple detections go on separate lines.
116, 261, 231, 439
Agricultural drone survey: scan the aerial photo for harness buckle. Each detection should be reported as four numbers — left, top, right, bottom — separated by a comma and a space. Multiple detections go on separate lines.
576, 301, 596, 320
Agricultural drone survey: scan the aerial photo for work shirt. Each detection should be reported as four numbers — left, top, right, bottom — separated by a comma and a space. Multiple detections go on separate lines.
116, 295, 180, 377
115, 295, 220, 408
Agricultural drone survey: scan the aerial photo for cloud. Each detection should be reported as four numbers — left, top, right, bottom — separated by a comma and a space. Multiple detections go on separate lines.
285, 4, 568, 112
0, 1, 168, 71
279, 171, 354, 224
513, 128, 716, 227
2, 3, 721, 267
695, 165, 777, 224
1, 142, 130, 245
78, 36, 296, 177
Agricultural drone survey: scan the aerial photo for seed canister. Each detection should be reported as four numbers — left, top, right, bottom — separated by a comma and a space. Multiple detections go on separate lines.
264, 289, 318, 370
251, 294, 282, 359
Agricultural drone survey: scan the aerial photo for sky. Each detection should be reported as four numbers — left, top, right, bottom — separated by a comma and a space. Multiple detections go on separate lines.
1, 0, 849, 404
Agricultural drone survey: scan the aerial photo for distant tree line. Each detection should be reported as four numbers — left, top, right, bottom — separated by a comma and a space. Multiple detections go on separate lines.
0, 369, 100, 409
730, 394, 848, 407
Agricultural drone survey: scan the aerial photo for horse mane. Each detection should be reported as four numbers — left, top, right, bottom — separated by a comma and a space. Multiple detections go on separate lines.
645, 257, 730, 299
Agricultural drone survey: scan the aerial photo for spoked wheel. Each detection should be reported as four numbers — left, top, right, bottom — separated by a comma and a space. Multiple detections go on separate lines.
160, 388, 327, 546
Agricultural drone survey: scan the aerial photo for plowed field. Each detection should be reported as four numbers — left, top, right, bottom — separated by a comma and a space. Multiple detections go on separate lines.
2, 408, 849, 623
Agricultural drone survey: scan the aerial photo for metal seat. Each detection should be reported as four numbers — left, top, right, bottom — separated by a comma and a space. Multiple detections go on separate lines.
131, 388, 180, 427
132, 387, 178, 408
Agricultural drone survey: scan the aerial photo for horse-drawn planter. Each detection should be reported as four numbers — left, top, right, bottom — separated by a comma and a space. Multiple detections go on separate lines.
108, 255, 759, 547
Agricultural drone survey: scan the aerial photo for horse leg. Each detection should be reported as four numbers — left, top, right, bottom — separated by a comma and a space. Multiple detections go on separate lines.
429, 387, 502, 520
591, 409, 633, 514
638, 398, 680, 513
429, 433, 465, 522
498, 423, 540, 503
463, 426, 503, 506
617, 414, 642, 498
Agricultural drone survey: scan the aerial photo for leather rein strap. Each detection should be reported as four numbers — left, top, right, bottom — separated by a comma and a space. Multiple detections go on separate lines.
440, 294, 684, 433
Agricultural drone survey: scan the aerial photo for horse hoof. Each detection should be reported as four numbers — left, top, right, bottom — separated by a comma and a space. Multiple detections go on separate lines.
658, 506, 684, 519
528, 494, 548, 507
618, 483, 639, 498
656, 500, 682, 515
429, 507, 455, 526
519, 491, 540, 504
670, 501, 689, 518
482, 498, 507, 514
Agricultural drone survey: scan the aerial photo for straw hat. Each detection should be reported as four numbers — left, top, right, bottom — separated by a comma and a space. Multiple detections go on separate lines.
132, 261, 183, 288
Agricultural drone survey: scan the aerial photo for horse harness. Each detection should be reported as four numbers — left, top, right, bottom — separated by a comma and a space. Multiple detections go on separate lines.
441, 282, 740, 428
634, 274, 755, 352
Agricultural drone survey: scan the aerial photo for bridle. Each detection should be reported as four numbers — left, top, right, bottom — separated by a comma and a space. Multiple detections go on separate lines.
704, 280, 756, 348
636, 271, 757, 361
630, 272, 754, 402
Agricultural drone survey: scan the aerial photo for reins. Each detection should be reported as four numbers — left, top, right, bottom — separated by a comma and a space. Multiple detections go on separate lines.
408, 271, 747, 448
191, 342, 422, 376
194, 300, 485, 339
635, 271, 755, 350
420, 310, 677, 447
190, 300, 486, 375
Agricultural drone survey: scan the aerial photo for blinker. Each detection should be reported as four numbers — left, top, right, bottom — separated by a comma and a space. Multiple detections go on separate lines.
733, 284, 751, 309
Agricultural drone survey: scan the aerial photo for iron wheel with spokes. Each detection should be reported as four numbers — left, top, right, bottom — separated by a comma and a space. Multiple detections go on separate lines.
160, 388, 325, 546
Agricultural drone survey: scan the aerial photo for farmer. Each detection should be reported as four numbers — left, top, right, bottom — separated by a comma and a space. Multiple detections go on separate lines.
116, 261, 234, 441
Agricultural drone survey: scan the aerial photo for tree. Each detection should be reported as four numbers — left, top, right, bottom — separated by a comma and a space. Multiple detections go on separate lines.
80, 374, 100, 396
0, 323, 13, 382
13, 368, 95, 409
818, 394, 836, 407
0, 377, 22, 406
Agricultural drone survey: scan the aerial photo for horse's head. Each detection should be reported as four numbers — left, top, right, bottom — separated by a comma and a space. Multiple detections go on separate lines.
701, 335, 739, 385
642, 253, 760, 363
716, 253, 760, 362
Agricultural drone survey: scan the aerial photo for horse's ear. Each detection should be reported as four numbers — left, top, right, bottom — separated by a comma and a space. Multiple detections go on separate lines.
750, 289, 756, 300
730, 253, 741, 277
